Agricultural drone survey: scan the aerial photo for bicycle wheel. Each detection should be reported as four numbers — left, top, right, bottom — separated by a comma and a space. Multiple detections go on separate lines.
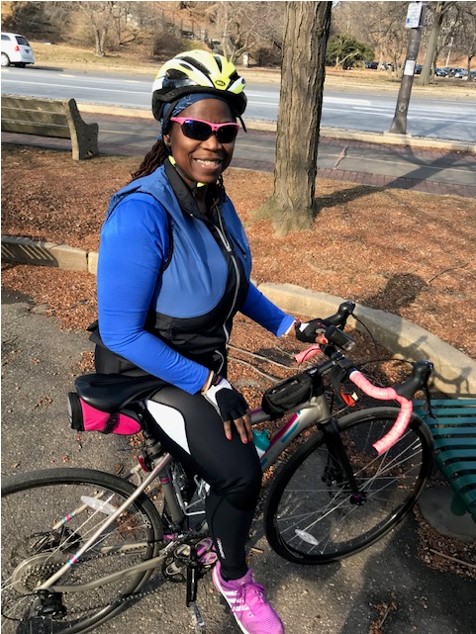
1, 468, 163, 633
264, 406, 433, 564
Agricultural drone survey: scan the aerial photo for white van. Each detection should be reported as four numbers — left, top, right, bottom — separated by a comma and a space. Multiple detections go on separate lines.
1, 32, 35, 67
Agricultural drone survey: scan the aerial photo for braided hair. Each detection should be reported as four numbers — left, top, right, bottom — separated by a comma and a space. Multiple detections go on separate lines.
130, 139, 169, 181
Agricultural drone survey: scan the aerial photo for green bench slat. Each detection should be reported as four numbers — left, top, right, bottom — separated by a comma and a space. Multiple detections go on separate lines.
431, 432, 476, 441
426, 417, 476, 427
434, 444, 476, 454
435, 459, 476, 474
414, 398, 476, 521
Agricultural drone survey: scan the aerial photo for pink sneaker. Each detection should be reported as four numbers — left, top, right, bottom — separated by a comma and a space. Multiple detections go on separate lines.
212, 562, 284, 634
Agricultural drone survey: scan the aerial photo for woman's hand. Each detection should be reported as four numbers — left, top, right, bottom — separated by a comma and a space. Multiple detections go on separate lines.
202, 376, 252, 443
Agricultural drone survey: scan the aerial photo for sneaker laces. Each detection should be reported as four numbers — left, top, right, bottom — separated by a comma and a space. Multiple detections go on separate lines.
235, 578, 266, 615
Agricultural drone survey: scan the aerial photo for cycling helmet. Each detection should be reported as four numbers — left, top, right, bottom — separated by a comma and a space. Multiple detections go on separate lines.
152, 50, 247, 122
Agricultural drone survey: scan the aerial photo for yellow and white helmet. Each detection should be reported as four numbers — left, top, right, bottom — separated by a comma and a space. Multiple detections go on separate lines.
152, 50, 247, 122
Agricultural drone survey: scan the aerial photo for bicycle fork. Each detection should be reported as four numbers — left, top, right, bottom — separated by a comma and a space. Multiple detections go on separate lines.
321, 418, 366, 505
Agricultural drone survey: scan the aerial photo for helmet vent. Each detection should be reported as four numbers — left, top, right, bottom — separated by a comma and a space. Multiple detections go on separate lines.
167, 69, 189, 80
180, 56, 213, 77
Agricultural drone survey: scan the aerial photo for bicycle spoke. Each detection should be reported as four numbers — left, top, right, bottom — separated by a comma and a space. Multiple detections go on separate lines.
265, 409, 432, 563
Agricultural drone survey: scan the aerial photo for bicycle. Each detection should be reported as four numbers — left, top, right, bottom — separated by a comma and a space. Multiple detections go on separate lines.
1, 301, 435, 633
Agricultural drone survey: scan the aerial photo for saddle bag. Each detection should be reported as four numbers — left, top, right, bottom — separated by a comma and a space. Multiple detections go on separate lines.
67, 392, 141, 435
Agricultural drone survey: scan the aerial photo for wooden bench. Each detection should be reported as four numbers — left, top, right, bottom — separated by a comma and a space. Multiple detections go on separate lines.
1, 94, 99, 160
414, 398, 476, 521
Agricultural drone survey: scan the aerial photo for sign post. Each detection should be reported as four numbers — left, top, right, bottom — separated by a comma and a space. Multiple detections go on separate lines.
389, 2, 426, 135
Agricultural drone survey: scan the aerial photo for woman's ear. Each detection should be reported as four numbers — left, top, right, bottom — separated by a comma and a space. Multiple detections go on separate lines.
163, 134, 171, 150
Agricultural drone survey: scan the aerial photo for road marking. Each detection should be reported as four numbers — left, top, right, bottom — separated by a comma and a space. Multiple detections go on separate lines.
324, 97, 372, 106
2, 78, 150, 95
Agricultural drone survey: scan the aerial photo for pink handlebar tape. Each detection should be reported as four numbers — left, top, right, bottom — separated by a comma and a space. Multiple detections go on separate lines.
349, 371, 413, 455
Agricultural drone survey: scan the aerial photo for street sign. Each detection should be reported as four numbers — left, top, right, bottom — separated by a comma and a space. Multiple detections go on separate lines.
406, 2, 423, 29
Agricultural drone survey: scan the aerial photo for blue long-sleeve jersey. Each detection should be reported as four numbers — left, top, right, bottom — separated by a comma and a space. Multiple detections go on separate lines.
97, 162, 294, 394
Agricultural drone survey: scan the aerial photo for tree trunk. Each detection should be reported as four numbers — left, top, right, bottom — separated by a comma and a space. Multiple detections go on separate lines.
421, 2, 453, 85
259, 1, 332, 234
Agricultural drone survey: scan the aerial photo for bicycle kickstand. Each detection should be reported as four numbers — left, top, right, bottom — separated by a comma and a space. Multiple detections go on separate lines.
186, 546, 207, 633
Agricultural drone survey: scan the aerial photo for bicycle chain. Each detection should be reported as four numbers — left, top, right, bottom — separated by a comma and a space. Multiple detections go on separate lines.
14, 530, 211, 620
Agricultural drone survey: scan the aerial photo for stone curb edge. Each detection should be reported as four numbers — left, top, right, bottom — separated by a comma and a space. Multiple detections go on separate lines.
3, 236, 475, 395
77, 104, 476, 155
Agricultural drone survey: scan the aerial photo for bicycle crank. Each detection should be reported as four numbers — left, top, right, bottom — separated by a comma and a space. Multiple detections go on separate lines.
162, 536, 217, 582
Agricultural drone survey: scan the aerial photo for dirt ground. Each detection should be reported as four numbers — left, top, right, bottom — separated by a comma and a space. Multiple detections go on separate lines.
2, 142, 475, 578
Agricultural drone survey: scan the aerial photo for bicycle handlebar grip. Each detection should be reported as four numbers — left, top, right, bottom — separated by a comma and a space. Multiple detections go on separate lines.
325, 301, 356, 327
394, 360, 433, 400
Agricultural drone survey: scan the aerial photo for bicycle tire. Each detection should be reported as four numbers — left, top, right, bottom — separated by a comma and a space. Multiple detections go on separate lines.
1, 468, 163, 634
264, 406, 433, 564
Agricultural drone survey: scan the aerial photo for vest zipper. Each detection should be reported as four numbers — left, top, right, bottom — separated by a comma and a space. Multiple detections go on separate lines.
214, 212, 241, 344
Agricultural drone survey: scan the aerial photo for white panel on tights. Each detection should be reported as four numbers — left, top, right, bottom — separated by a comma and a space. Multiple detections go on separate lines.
145, 400, 191, 454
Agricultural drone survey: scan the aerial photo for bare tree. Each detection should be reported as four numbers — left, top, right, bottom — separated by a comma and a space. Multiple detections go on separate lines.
332, 1, 408, 73
453, 1, 476, 78
199, 1, 285, 63
420, 1, 456, 84
76, 1, 122, 57
258, 1, 332, 234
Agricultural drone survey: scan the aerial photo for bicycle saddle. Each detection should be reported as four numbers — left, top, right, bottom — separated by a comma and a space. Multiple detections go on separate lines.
75, 373, 166, 411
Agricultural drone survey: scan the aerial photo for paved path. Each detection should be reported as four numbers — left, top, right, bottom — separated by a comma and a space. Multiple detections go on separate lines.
231, 135, 476, 199
3, 116, 476, 198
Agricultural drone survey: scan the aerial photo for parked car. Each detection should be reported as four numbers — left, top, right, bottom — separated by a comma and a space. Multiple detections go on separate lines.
414, 64, 423, 75
1, 32, 35, 67
365, 61, 379, 70
434, 67, 448, 77
446, 67, 465, 77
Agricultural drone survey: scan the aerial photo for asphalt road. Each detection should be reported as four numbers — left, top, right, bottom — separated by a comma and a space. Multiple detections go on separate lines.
2, 289, 475, 634
2, 66, 476, 141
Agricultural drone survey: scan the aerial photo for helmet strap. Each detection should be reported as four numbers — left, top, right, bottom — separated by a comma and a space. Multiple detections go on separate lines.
168, 156, 206, 190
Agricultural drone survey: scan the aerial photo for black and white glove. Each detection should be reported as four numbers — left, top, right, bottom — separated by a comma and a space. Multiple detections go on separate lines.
202, 375, 251, 442
294, 318, 327, 343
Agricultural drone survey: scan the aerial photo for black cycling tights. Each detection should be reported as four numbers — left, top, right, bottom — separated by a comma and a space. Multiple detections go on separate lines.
148, 386, 262, 580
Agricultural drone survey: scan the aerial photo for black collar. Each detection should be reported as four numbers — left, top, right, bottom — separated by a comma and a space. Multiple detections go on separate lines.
164, 159, 222, 223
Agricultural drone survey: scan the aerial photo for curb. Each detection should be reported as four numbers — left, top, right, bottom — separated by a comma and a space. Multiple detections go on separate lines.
77, 104, 476, 155
3, 235, 475, 395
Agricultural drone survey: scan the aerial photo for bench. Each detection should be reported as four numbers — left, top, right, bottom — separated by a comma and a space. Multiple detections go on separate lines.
414, 398, 476, 522
1, 94, 99, 160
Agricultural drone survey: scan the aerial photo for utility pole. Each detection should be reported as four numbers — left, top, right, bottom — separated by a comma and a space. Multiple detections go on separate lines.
389, 2, 426, 135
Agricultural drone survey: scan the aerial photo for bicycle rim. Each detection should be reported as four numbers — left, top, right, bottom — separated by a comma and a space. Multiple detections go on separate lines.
1, 468, 163, 633
264, 407, 433, 564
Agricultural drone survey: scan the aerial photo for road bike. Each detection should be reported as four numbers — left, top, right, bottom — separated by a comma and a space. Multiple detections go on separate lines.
1, 301, 434, 633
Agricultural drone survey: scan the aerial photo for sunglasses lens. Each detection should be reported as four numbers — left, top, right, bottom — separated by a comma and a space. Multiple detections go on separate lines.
180, 120, 238, 143
182, 120, 211, 141
216, 126, 238, 143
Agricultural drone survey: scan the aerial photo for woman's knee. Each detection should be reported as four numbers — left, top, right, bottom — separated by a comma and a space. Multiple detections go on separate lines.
221, 456, 262, 510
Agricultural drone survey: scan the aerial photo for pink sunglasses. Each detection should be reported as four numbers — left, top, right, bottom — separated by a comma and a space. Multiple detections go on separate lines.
170, 117, 239, 143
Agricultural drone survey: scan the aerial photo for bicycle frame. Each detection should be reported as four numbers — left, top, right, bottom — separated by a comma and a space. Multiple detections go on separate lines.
35, 394, 332, 595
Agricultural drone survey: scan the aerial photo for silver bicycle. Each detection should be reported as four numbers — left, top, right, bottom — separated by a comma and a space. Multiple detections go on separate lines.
1, 301, 434, 633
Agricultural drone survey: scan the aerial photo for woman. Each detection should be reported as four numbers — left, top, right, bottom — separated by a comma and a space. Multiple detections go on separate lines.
96, 50, 320, 634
